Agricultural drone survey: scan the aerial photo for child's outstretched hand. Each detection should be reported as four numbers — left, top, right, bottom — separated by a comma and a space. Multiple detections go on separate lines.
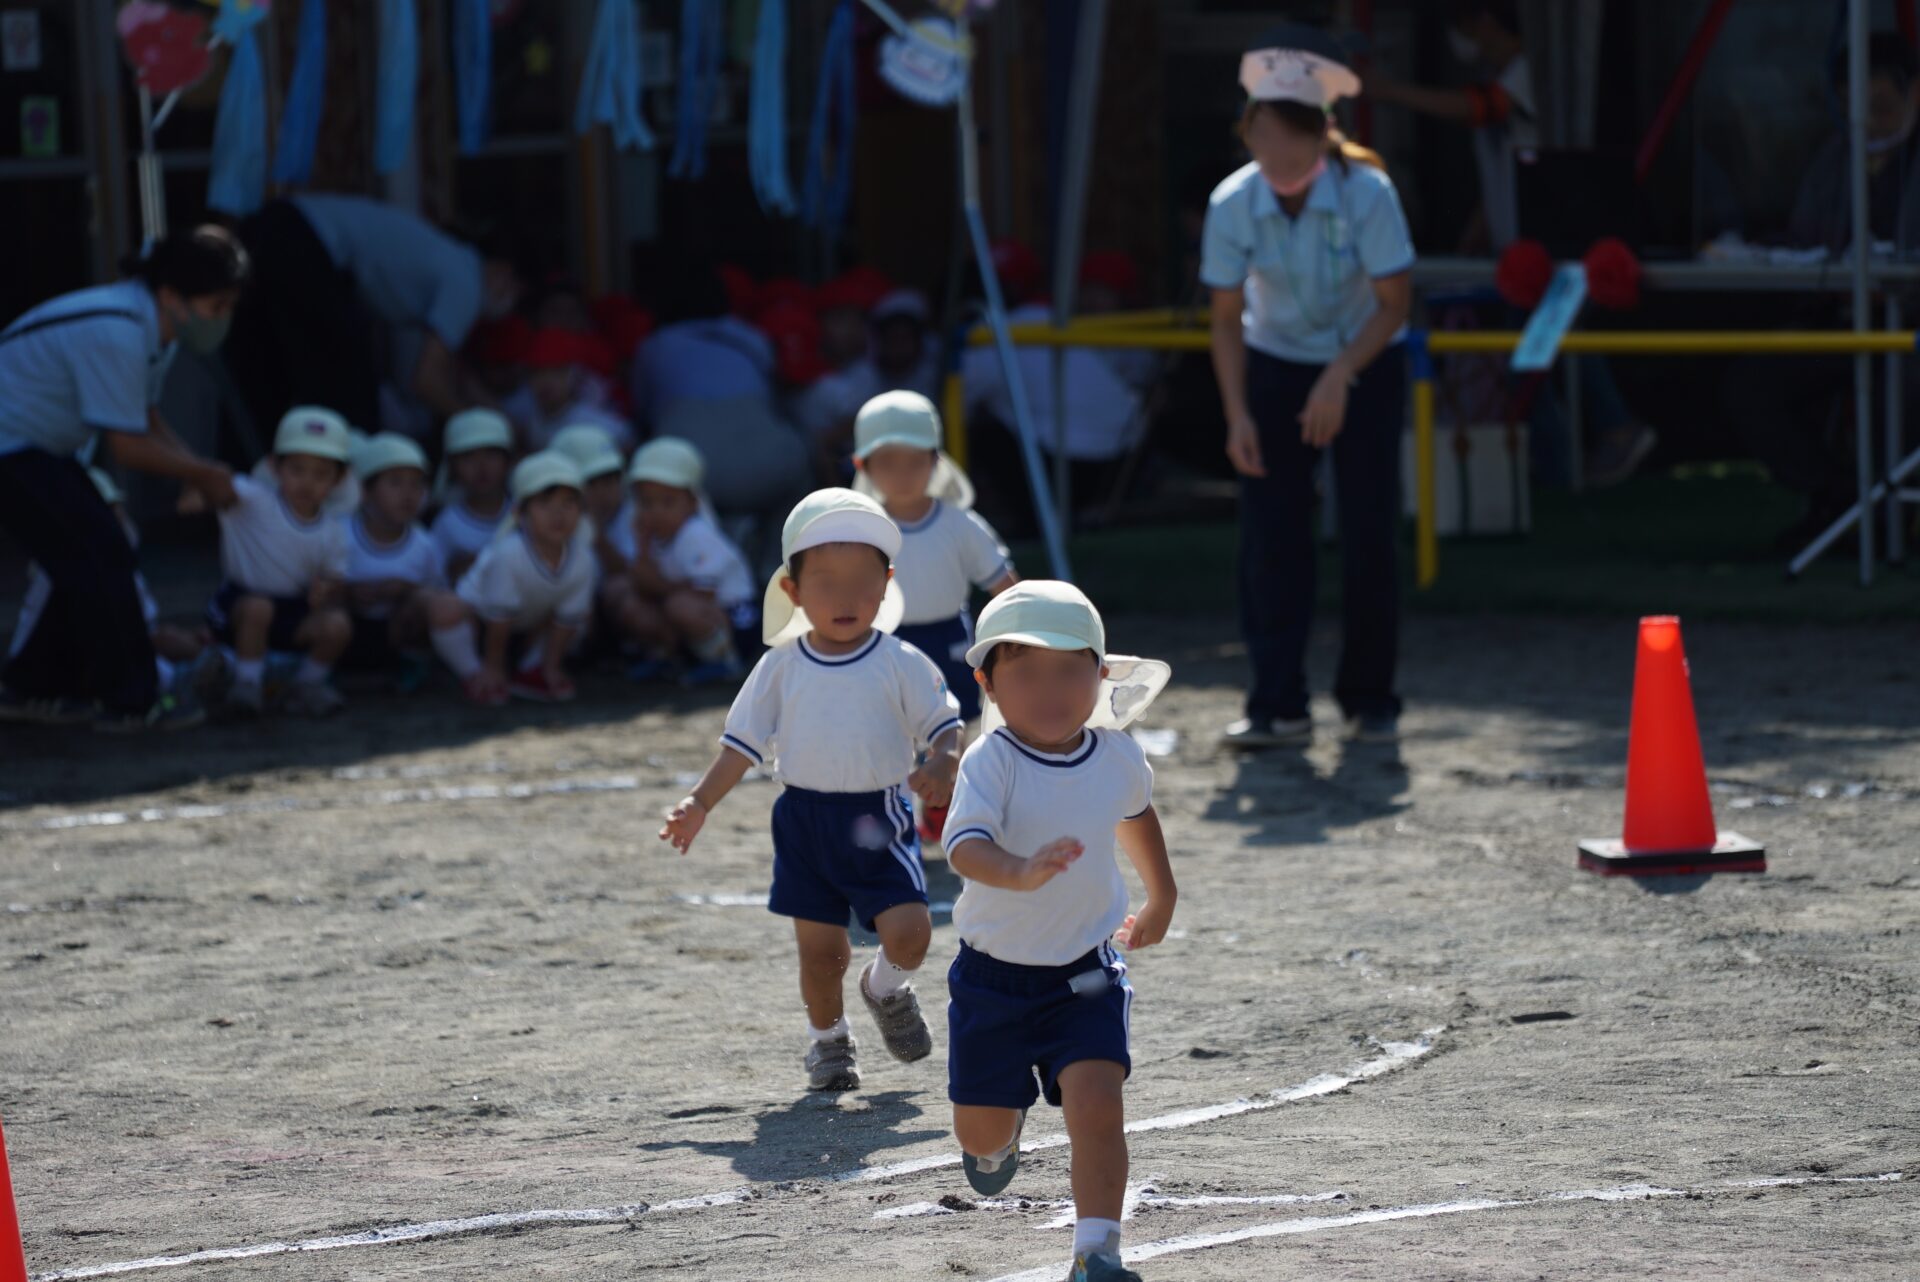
1115, 898, 1173, 952
908, 754, 959, 809
1015, 837, 1083, 891
660, 796, 707, 854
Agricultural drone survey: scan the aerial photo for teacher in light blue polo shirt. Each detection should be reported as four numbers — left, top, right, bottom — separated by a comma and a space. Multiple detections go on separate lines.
1203, 30, 1415, 749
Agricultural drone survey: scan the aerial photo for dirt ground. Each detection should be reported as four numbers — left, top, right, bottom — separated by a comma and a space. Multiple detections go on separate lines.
2, 614, 1916, 1281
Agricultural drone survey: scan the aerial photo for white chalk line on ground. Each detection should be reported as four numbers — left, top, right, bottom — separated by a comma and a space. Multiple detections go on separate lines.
983, 1173, 1909, 1282
30, 1030, 1441, 1281
5, 777, 645, 833
874, 1185, 1347, 1224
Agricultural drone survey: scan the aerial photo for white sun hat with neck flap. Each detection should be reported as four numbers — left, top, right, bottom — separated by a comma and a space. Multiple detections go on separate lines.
1239, 25, 1362, 107
969, 580, 1172, 736
852, 390, 976, 510
762, 487, 907, 646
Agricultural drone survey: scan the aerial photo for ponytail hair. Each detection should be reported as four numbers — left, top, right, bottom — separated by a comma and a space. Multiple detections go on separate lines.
122, 224, 252, 299
1238, 98, 1385, 173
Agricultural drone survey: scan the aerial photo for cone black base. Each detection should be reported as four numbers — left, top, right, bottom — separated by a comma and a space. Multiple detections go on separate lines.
1577, 832, 1765, 877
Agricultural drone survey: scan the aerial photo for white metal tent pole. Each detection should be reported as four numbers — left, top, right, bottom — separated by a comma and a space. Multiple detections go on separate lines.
1048, 0, 1108, 539
136, 85, 166, 249
1848, 0, 1875, 585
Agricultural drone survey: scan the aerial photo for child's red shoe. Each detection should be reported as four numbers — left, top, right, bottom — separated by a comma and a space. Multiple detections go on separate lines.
509, 668, 577, 703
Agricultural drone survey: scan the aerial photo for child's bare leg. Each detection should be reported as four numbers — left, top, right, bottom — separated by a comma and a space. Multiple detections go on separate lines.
1057, 1058, 1129, 1221
294, 607, 352, 669
664, 588, 734, 664
953, 1104, 1023, 1158
617, 592, 675, 655
389, 589, 433, 651
230, 594, 273, 663
792, 918, 852, 1031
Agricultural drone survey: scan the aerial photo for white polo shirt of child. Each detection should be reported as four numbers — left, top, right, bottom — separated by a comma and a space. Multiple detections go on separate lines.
456, 529, 596, 632
342, 513, 446, 619
218, 474, 350, 597
429, 500, 509, 567
892, 501, 1012, 626
946, 726, 1154, 966
608, 508, 756, 609
720, 631, 963, 792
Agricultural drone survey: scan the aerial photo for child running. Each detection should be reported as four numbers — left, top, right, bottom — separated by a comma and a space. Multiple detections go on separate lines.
206, 407, 355, 719
603, 437, 758, 686
429, 408, 515, 584
444, 450, 595, 704
853, 391, 1016, 722
340, 433, 455, 692
942, 581, 1176, 1282
659, 488, 963, 1091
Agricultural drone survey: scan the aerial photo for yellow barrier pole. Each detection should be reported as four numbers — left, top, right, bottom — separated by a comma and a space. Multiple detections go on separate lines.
1410, 333, 1438, 590
942, 370, 968, 471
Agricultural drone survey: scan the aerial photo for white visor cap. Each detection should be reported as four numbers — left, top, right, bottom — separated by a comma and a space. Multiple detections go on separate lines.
1239, 46, 1361, 107
851, 390, 975, 510
763, 487, 905, 646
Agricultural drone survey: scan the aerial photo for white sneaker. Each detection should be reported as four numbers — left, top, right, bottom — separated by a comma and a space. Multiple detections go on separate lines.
1219, 716, 1312, 749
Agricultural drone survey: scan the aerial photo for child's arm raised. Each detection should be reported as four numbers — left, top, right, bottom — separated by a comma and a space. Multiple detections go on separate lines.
1113, 805, 1176, 951
948, 835, 1084, 891
659, 746, 754, 854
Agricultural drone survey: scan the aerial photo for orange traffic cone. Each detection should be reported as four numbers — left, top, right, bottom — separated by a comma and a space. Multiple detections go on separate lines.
0, 1113, 25, 1282
1579, 616, 1764, 876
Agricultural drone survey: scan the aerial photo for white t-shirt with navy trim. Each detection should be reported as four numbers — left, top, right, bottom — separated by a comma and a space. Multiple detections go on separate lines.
0, 281, 165, 458
947, 726, 1155, 966
341, 513, 446, 618
429, 500, 510, 568
720, 631, 963, 794
456, 529, 596, 632
217, 474, 350, 598
608, 508, 756, 609
891, 501, 1013, 626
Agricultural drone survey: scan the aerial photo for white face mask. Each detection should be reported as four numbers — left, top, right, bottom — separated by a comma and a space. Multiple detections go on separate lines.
1448, 29, 1480, 66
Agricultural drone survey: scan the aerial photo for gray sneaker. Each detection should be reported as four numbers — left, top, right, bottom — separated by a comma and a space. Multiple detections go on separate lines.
805, 1032, 860, 1092
859, 963, 933, 1062
282, 680, 344, 718
1220, 716, 1312, 749
1069, 1236, 1142, 1282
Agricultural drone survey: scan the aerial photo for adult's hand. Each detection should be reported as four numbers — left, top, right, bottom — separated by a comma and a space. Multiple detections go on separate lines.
1225, 408, 1266, 477
1299, 363, 1351, 448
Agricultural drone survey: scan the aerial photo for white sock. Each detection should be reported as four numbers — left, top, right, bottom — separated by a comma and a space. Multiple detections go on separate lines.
233, 657, 265, 686
866, 945, 915, 999
1074, 1218, 1122, 1259
295, 658, 332, 686
808, 1016, 851, 1043
690, 626, 736, 665
430, 624, 483, 679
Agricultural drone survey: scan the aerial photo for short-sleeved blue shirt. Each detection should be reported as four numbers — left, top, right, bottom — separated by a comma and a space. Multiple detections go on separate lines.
292, 194, 483, 349
0, 281, 165, 459
1200, 159, 1416, 365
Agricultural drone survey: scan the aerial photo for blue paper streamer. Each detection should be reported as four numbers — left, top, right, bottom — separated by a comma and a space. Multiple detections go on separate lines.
748, 0, 794, 213
670, 0, 722, 179
576, 0, 658, 150
802, 0, 855, 231
452, 0, 491, 155
271, 0, 327, 185
208, 28, 267, 214
374, 0, 419, 175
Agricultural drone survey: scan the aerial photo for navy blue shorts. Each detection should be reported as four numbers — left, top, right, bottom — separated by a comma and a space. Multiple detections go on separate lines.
769, 784, 928, 932
896, 614, 978, 721
947, 940, 1132, 1110
206, 582, 311, 652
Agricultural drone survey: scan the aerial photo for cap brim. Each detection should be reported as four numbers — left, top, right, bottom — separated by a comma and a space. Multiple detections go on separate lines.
979, 654, 1171, 735
628, 465, 699, 490
964, 628, 1099, 671
851, 452, 976, 510
762, 576, 906, 647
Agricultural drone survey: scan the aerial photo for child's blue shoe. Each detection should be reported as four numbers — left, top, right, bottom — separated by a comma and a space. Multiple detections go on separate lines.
395, 655, 433, 695
680, 658, 744, 688
1070, 1236, 1141, 1282
961, 1109, 1024, 1195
